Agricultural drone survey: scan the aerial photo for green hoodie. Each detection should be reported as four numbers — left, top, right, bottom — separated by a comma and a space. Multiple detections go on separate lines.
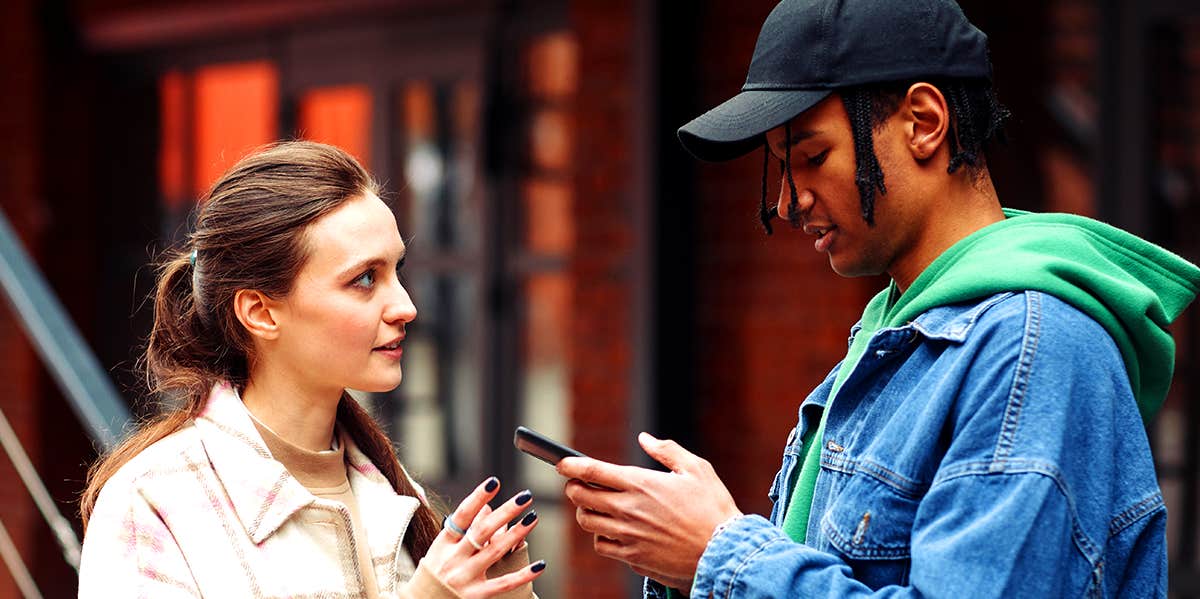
781, 209, 1200, 543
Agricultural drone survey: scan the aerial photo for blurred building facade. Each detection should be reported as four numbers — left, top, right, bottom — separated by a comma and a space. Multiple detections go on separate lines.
1, 0, 1199, 597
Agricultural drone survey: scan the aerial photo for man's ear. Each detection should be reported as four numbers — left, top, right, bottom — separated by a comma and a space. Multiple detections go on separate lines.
233, 289, 282, 341
902, 82, 950, 161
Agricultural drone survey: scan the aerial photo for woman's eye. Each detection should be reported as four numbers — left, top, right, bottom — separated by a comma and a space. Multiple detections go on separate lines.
808, 149, 829, 166
353, 270, 376, 288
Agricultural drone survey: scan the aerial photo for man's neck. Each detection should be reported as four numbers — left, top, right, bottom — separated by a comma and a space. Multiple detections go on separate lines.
889, 172, 1004, 294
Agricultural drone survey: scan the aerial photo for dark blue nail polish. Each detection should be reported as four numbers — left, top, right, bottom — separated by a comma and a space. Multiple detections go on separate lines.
521, 511, 538, 527
484, 477, 499, 492
515, 490, 533, 506
531, 560, 546, 573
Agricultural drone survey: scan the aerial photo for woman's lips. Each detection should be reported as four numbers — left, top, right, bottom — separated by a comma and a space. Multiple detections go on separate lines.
374, 346, 403, 360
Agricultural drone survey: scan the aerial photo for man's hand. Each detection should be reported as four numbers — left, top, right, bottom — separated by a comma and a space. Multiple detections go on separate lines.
557, 432, 742, 592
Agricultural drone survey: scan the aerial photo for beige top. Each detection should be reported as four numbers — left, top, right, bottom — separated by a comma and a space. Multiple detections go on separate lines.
250, 414, 381, 599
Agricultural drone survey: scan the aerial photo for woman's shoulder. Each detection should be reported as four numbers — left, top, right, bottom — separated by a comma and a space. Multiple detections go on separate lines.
95, 422, 207, 504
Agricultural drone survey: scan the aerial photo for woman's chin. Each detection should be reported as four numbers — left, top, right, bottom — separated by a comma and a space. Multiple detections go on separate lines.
351, 373, 403, 395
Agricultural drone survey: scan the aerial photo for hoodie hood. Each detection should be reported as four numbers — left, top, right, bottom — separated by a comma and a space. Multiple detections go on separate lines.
854, 209, 1200, 421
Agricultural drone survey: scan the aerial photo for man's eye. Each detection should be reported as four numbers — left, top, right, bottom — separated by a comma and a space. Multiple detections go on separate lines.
353, 271, 376, 288
808, 150, 829, 166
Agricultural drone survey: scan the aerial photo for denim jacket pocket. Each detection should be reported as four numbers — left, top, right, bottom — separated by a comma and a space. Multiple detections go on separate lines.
819, 472, 920, 589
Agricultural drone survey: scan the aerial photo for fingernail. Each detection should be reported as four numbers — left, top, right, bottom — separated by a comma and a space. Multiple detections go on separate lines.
521, 511, 538, 527
531, 560, 546, 573
515, 490, 533, 506
484, 477, 499, 493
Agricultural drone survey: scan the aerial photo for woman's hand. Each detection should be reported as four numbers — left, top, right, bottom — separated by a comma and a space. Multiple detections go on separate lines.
420, 477, 545, 598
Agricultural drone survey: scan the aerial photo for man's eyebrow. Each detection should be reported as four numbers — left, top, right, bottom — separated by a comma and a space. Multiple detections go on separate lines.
779, 129, 818, 147
770, 129, 820, 157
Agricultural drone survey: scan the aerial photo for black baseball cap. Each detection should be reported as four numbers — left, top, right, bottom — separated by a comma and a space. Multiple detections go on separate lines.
678, 0, 992, 162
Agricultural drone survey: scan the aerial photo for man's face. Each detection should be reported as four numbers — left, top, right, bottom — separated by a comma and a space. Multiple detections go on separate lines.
764, 95, 912, 280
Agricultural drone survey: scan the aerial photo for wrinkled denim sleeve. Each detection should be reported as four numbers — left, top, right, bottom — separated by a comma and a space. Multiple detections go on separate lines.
688, 481, 1090, 599
648, 293, 1167, 598
683, 294, 1168, 598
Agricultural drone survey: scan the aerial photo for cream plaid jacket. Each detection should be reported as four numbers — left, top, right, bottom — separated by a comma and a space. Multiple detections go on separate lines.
78, 382, 515, 598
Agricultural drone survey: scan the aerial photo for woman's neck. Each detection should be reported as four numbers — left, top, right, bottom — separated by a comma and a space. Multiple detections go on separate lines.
241, 371, 341, 452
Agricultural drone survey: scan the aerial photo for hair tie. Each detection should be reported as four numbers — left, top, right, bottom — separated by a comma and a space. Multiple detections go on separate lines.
189, 249, 198, 267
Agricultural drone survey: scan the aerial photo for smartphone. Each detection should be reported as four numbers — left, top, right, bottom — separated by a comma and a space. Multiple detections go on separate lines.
514, 426, 587, 466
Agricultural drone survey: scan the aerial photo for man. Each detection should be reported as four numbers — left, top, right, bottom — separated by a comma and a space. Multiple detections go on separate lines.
557, 0, 1200, 597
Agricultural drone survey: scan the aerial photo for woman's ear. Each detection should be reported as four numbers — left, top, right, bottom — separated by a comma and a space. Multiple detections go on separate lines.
902, 82, 950, 161
233, 289, 281, 341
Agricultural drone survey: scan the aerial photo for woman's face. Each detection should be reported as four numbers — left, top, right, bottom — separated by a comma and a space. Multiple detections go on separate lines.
267, 191, 416, 396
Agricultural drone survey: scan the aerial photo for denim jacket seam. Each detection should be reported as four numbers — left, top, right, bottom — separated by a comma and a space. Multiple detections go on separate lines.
933, 458, 1101, 566
854, 459, 927, 499
911, 291, 1015, 342
994, 291, 1041, 462
822, 515, 911, 559
722, 536, 793, 599
1108, 493, 1165, 538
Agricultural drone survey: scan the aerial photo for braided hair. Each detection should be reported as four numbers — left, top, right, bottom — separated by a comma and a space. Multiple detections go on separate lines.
757, 78, 1010, 233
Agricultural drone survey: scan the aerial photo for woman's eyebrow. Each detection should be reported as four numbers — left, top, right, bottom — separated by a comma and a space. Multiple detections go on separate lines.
337, 257, 385, 280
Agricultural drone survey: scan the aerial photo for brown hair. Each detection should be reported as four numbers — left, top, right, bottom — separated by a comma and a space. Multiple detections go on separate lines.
80, 141, 441, 559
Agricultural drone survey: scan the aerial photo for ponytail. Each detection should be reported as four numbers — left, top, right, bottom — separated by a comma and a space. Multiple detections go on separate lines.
81, 250, 233, 527
337, 397, 442, 560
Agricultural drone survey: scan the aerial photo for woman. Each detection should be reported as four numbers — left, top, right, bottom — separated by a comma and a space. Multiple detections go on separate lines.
78, 141, 543, 598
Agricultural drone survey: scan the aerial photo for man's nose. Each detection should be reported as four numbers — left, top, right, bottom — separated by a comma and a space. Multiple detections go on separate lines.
776, 180, 813, 224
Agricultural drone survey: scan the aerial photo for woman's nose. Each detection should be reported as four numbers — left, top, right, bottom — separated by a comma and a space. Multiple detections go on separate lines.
383, 282, 417, 324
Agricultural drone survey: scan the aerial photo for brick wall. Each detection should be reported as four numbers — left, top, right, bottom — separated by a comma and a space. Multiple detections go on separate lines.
568, 1, 637, 596
0, 0, 43, 597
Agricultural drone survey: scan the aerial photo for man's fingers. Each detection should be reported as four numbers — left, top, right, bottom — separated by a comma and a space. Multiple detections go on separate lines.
637, 432, 693, 473
563, 477, 628, 515
574, 504, 643, 545
557, 456, 643, 490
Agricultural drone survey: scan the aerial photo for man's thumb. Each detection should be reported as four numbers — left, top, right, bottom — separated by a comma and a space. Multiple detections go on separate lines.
638, 432, 687, 472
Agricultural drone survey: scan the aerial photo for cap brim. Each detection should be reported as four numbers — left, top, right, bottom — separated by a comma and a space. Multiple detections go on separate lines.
677, 89, 832, 162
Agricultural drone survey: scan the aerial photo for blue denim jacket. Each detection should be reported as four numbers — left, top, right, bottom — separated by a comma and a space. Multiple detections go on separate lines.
647, 291, 1166, 598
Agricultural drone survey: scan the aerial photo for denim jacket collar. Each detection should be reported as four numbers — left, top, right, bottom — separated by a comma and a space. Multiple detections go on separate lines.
908, 292, 1016, 343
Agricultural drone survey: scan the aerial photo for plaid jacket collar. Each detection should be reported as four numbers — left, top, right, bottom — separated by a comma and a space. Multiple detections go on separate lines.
193, 382, 421, 554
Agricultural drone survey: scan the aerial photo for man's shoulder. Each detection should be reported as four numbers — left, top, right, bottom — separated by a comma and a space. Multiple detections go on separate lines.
914, 290, 1117, 353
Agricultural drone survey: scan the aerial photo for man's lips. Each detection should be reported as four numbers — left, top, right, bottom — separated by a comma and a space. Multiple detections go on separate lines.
803, 224, 837, 252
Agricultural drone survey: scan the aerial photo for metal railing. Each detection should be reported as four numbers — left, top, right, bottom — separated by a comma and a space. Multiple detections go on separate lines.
0, 207, 132, 597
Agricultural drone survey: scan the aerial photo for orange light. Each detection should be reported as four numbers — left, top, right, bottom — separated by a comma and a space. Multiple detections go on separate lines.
298, 85, 373, 167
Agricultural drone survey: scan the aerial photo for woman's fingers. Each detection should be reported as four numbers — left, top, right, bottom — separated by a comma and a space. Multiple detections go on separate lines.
477, 489, 534, 541
468, 559, 547, 597
445, 476, 500, 541
480, 510, 539, 563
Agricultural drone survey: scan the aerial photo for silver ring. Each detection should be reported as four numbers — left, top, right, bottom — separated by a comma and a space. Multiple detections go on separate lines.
466, 535, 485, 551
443, 516, 466, 539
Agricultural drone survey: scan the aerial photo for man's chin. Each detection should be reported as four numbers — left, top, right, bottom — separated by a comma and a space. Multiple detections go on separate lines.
829, 257, 885, 279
